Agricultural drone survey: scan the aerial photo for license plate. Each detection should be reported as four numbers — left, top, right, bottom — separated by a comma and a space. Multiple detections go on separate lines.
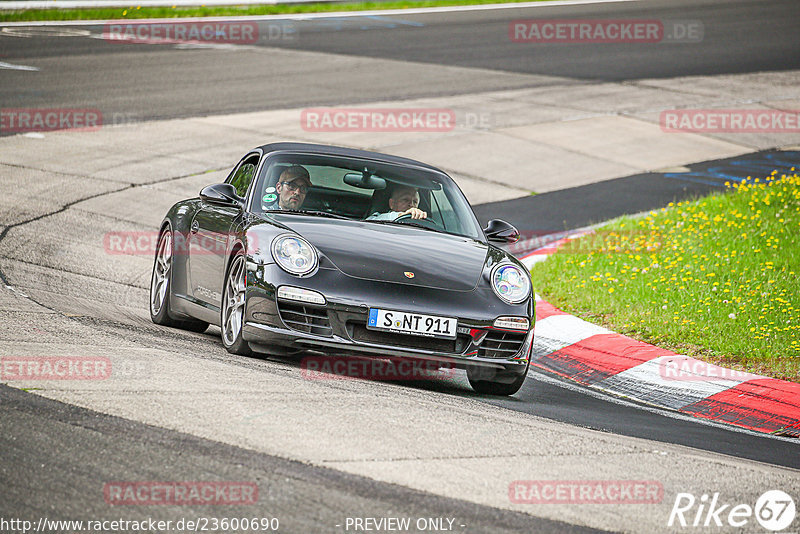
367, 308, 457, 340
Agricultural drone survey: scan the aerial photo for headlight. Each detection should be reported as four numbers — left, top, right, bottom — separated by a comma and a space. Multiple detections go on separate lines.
271, 234, 318, 276
491, 264, 531, 304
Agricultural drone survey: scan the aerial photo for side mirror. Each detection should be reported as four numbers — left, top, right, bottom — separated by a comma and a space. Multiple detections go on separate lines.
484, 219, 520, 244
200, 183, 243, 209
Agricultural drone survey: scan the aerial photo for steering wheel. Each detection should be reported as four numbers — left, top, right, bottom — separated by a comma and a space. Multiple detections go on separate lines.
393, 213, 443, 231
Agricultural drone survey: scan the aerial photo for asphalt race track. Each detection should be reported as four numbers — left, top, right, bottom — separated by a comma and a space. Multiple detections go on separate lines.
1, 0, 798, 124
1, 0, 799, 532
1, 385, 599, 534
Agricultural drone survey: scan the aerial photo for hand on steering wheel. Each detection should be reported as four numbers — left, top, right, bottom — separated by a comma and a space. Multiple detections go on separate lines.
393, 211, 443, 230
397, 207, 427, 219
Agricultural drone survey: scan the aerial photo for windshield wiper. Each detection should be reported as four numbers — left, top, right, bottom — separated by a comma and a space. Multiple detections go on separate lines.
300, 210, 351, 220
366, 219, 443, 234
265, 209, 351, 220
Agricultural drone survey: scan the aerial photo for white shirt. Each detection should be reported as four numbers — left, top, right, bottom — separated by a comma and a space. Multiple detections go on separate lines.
366, 211, 402, 221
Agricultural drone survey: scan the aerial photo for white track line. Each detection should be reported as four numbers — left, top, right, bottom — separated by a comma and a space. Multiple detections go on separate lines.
531, 314, 611, 356
0, 61, 40, 71
596, 356, 750, 410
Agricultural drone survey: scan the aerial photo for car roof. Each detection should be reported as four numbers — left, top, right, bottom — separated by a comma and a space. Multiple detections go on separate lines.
257, 142, 449, 177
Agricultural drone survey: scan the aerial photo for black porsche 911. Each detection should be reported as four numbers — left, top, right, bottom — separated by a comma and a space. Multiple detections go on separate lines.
150, 142, 534, 395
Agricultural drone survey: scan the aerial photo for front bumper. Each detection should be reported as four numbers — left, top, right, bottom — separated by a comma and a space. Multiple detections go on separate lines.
241, 263, 534, 373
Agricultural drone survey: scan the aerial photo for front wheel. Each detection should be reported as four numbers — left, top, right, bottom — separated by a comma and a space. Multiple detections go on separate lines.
150, 229, 209, 333
467, 363, 529, 396
220, 250, 252, 355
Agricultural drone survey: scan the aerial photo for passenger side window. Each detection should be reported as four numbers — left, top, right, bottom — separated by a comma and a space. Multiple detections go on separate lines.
229, 155, 259, 198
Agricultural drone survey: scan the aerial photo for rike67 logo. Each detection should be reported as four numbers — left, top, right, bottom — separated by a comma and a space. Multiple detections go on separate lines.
669, 490, 796, 531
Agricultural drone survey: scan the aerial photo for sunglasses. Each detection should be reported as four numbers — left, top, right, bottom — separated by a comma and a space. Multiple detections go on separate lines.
279, 181, 309, 194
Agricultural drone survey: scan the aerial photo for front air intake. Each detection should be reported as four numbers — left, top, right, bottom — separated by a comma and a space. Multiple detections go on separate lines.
478, 330, 527, 359
277, 300, 332, 336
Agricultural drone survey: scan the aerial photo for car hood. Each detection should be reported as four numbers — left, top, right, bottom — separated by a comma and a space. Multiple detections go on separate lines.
263, 216, 489, 291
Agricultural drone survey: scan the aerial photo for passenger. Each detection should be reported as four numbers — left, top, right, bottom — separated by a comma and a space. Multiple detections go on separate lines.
367, 185, 427, 221
272, 165, 312, 210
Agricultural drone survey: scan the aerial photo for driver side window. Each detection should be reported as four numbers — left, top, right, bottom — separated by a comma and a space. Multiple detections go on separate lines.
229, 155, 259, 198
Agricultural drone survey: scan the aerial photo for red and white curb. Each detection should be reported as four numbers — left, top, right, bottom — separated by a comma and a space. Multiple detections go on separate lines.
518, 233, 800, 437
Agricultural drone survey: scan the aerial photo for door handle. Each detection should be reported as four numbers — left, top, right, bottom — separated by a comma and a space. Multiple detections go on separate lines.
191, 220, 199, 234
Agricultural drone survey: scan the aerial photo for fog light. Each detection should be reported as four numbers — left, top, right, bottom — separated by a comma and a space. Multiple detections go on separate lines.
277, 286, 326, 305
493, 316, 530, 331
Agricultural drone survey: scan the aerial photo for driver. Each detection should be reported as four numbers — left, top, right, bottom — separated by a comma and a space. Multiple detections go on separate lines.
270, 165, 312, 210
367, 185, 428, 221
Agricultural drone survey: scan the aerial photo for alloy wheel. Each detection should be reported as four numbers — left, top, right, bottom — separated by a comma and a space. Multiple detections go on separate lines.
150, 230, 172, 316
222, 254, 246, 346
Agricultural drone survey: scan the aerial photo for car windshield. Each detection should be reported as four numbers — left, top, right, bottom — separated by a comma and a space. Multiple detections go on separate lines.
251, 152, 485, 241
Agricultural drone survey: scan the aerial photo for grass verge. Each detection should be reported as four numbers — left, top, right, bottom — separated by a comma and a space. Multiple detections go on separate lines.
0, 0, 549, 22
530, 170, 800, 382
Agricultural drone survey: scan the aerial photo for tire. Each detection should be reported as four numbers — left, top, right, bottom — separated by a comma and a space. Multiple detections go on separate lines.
150, 228, 209, 333
466, 362, 529, 396
220, 249, 252, 356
